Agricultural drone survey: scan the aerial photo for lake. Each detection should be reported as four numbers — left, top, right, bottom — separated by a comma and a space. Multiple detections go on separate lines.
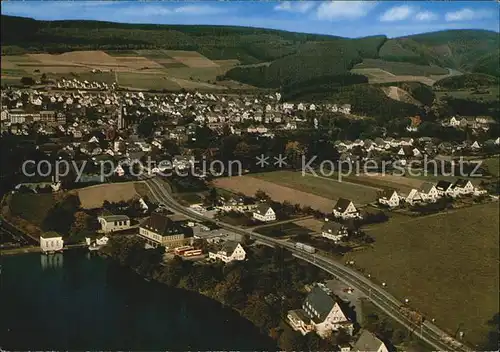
0, 250, 276, 351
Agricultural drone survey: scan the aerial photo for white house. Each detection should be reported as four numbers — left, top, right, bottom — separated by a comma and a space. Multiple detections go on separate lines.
287, 286, 353, 338
471, 141, 481, 150
405, 188, 423, 205
98, 215, 131, 233
333, 198, 360, 219
208, 241, 246, 263
435, 180, 454, 197
419, 182, 439, 202
352, 330, 389, 352
40, 233, 64, 253
253, 203, 276, 222
449, 116, 461, 127
494, 137, 500, 145
321, 220, 348, 242
452, 179, 474, 195
378, 189, 400, 208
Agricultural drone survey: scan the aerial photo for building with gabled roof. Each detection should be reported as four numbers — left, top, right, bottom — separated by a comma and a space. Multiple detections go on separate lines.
352, 330, 388, 352
208, 241, 246, 263
378, 189, 400, 208
287, 286, 354, 338
333, 198, 360, 219
252, 203, 276, 222
419, 182, 439, 202
139, 213, 191, 249
321, 220, 348, 242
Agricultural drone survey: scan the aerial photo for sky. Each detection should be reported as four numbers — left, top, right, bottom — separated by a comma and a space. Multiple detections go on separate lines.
1, 1, 499, 38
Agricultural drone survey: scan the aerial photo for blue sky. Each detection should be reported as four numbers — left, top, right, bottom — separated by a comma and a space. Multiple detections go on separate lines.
2, 1, 499, 38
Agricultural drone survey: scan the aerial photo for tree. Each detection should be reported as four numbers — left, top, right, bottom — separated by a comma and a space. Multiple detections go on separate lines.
278, 323, 306, 351
20, 76, 35, 86
241, 293, 278, 333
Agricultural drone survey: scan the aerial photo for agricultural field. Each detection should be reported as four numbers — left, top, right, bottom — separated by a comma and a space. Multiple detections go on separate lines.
434, 86, 499, 102
212, 175, 335, 213
251, 171, 379, 205
2, 49, 246, 90
78, 182, 139, 209
117, 72, 181, 91
345, 202, 499, 347
351, 58, 451, 85
213, 171, 378, 213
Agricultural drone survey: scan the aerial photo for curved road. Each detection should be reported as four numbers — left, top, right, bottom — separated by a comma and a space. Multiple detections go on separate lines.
145, 177, 469, 352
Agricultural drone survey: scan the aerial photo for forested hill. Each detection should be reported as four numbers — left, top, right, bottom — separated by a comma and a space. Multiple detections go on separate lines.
2, 15, 499, 87
1, 14, 346, 64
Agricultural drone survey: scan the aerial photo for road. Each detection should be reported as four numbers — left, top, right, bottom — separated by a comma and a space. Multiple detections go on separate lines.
144, 177, 469, 352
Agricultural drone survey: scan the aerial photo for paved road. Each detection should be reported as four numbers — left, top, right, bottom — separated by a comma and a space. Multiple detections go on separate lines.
144, 177, 469, 352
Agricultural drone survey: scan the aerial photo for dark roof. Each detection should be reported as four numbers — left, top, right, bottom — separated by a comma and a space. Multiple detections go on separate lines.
303, 287, 335, 322
419, 182, 435, 193
453, 179, 471, 188
380, 189, 397, 199
436, 180, 452, 191
352, 330, 385, 352
334, 198, 353, 213
321, 221, 343, 234
221, 240, 240, 254
141, 213, 180, 237
255, 203, 272, 215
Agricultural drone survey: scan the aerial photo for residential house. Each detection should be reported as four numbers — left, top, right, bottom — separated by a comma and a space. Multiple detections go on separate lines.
378, 189, 400, 208
288, 286, 353, 338
419, 182, 439, 202
139, 213, 191, 248
470, 141, 481, 150
208, 241, 246, 263
253, 203, 276, 222
321, 220, 348, 242
333, 198, 360, 219
352, 330, 389, 352
449, 116, 461, 127
435, 180, 454, 197
97, 215, 131, 233
452, 179, 474, 196
405, 188, 423, 205
40, 233, 64, 253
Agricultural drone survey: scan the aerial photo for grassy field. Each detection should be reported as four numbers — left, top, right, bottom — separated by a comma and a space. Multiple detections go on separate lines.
354, 59, 448, 77
252, 171, 379, 205
483, 157, 500, 177
78, 182, 139, 209
255, 222, 312, 238
435, 86, 499, 102
9, 193, 57, 227
117, 72, 181, 90
345, 202, 499, 347
2, 50, 244, 90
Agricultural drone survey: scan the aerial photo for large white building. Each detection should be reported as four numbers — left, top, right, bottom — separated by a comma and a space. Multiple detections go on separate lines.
139, 213, 191, 249
209, 241, 246, 263
98, 215, 131, 233
40, 232, 64, 253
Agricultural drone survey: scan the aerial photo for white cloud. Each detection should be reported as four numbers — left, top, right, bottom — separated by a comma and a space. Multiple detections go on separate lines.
316, 1, 377, 21
274, 1, 315, 14
415, 11, 438, 21
174, 5, 227, 15
379, 5, 414, 22
445, 8, 493, 22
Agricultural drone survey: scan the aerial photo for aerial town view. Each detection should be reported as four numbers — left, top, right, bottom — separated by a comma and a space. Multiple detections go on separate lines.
0, 1, 499, 351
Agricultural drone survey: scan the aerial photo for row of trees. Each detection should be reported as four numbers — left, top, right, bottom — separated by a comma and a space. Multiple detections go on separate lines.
102, 236, 351, 350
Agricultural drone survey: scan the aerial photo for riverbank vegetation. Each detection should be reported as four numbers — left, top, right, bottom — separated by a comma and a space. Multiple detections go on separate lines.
102, 236, 357, 350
